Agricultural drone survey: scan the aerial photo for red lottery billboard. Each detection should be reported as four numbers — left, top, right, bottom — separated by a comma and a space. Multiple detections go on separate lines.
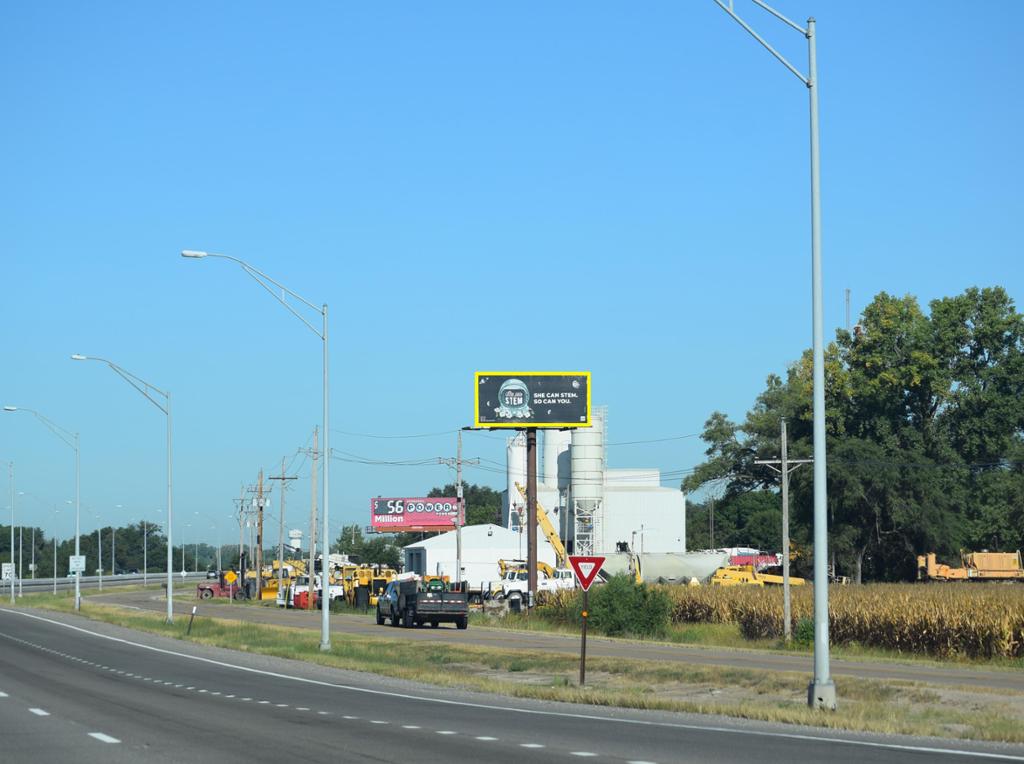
370, 497, 461, 532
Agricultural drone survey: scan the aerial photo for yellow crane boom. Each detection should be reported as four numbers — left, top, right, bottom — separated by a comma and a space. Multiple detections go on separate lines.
514, 482, 567, 567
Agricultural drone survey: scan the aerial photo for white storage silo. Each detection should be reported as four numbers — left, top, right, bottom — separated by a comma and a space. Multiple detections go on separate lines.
506, 432, 527, 530
571, 407, 606, 555
544, 429, 572, 490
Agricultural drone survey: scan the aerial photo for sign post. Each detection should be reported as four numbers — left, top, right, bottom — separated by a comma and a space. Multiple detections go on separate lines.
568, 554, 605, 686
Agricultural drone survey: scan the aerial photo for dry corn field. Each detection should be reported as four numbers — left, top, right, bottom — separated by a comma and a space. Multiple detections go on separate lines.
663, 583, 1024, 658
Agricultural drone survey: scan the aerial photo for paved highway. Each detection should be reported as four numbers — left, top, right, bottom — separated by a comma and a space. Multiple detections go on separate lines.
95, 588, 1024, 692
2, 606, 1023, 763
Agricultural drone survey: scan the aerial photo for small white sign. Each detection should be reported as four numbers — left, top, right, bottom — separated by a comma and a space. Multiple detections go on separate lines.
1, 563, 14, 580
69, 555, 86, 573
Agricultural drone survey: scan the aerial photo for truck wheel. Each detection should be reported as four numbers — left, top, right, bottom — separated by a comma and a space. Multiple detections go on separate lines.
430, 620, 439, 628
199, 588, 213, 599
233, 588, 245, 601
389, 608, 400, 627
376, 609, 385, 626
456, 616, 468, 630
402, 607, 415, 629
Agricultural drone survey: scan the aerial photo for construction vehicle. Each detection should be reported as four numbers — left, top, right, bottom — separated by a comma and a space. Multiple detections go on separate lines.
196, 571, 246, 600
341, 565, 396, 608
497, 559, 575, 600
710, 564, 807, 587
917, 551, 1024, 582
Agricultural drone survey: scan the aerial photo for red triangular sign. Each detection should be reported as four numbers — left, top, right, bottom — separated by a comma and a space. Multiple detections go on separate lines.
569, 555, 606, 591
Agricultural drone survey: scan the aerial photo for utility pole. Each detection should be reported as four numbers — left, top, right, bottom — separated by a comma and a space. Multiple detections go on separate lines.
10, 462, 15, 604
31, 526, 35, 579
526, 427, 538, 604
756, 418, 812, 642
438, 432, 479, 587
709, 495, 715, 549
845, 288, 851, 333
268, 457, 297, 596
307, 427, 319, 611
256, 469, 264, 600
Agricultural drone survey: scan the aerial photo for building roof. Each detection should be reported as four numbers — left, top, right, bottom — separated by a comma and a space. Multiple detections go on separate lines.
402, 524, 519, 551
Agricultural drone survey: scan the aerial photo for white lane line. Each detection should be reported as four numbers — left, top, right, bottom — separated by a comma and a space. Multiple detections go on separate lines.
28, 708, 50, 716
627, 761, 658, 764
436, 730, 457, 735
343, 715, 359, 720
296, 707, 310, 711
240, 697, 251, 702
275, 703, 289, 708
88, 732, 121, 744
317, 711, 329, 715
211, 692, 221, 696
476, 736, 499, 741
225, 694, 235, 698
521, 743, 544, 749
571, 754, 598, 758
370, 720, 388, 725
9, 608, 1023, 764
0, 692, 8, 698
258, 700, 270, 705
402, 725, 420, 730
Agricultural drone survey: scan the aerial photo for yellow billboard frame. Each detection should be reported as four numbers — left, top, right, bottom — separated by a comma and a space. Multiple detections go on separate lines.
474, 371, 592, 429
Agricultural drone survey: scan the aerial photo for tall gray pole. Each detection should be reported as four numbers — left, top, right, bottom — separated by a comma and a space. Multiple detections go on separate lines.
143, 520, 147, 587
18, 524, 23, 596
806, 17, 834, 710
111, 523, 115, 577
320, 304, 331, 650
31, 526, 35, 580
712, 0, 833, 710
97, 526, 102, 591
166, 394, 174, 623
74, 436, 80, 610
9, 462, 14, 604
781, 418, 792, 642
53, 526, 57, 595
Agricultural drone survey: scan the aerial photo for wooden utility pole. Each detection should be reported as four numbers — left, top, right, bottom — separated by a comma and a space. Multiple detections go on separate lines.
307, 427, 318, 611
756, 418, 812, 641
268, 457, 298, 595
256, 469, 264, 600
526, 427, 538, 603
438, 432, 479, 587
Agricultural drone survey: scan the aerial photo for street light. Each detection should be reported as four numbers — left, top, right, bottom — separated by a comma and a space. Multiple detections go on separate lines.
712, 0, 833, 709
182, 250, 332, 651
71, 355, 175, 624
4, 406, 82, 610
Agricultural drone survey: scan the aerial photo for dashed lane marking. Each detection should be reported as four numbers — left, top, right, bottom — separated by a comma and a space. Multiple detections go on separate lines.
521, 744, 545, 749
88, 733, 121, 744
0, 692, 8, 698
370, 720, 388, 725
437, 731, 457, 735
402, 725, 420, 730
29, 708, 50, 716
476, 736, 499, 741
571, 754, 598, 758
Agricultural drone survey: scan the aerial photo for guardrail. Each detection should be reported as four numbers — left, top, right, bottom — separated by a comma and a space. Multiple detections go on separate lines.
13, 571, 208, 592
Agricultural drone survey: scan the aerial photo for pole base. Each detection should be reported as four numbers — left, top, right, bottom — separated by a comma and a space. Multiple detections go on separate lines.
319, 641, 331, 653
807, 679, 837, 710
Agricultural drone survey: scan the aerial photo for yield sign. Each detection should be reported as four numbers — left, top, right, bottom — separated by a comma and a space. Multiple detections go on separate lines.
568, 555, 606, 591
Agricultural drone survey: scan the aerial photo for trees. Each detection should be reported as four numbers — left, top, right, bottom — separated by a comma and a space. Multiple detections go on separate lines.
333, 524, 401, 569
684, 286, 1024, 581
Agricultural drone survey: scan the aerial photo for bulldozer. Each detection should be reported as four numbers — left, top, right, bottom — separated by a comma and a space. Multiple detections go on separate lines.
710, 564, 806, 587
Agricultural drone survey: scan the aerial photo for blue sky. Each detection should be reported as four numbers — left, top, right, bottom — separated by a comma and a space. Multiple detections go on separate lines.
2, 1, 1021, 546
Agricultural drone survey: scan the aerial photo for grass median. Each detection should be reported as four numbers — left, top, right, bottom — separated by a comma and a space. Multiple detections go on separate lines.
17, 590, 1024, 744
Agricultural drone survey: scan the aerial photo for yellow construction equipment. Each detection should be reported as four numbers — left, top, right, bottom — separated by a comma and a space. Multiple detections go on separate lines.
514, 482, 567, 566
917, 551, 1024, 582
710, 565, 807, 587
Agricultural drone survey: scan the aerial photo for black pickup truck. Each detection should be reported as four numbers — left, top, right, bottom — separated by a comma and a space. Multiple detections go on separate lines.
376, 578, 469, 630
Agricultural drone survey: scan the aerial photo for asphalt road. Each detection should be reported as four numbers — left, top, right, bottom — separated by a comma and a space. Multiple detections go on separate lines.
95, 588, 1024, 692
2, 606, 1023, 764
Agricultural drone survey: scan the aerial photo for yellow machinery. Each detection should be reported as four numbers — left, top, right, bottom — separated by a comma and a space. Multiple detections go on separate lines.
917, 551, 1024, 582
342, 565, 396, 607
514, 482, 568, 566
498, 558, 556, 578
711, 565, 806, 587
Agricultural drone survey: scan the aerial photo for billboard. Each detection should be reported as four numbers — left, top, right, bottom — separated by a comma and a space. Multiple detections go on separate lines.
370, 497, 460, 532
475, 372, 591, 428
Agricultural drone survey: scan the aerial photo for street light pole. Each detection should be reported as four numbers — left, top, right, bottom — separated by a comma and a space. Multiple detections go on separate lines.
4, 407, 82, 610
8, 462, 14, 605
71, 355, 173, 623
182, 250, 332, 651
712, 0, 833, 710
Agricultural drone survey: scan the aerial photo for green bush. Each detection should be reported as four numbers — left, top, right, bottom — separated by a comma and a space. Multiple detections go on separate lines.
588, 575, 671, 638
794, 617, 815, 645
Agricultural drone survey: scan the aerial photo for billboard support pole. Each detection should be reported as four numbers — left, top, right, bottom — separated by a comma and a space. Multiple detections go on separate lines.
526, 427, 538, 606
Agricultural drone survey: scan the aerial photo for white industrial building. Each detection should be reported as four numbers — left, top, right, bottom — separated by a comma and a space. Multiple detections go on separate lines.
402, 524, 557, 588
501, 407, 688, 556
